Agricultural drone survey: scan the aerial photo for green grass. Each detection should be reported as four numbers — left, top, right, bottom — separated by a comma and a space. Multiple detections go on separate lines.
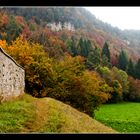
0, 94, 36, 132
94, 102, 140, 133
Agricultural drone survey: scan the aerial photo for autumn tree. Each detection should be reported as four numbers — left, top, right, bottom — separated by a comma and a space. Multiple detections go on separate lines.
97, 66, 129, 102
0, 36, 54, 97
110, 67, 129, 101
28, 28, 66, 60
128, 76, 140, 102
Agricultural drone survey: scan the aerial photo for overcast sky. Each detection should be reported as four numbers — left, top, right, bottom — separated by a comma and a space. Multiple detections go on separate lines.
84, 7, 140, 30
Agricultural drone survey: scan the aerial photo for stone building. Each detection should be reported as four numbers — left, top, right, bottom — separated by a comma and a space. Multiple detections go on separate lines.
0, 47, 25, 102
47, 22, 75, 32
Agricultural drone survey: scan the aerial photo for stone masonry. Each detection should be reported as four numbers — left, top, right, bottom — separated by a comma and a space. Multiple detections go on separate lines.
0, 47, 25, 102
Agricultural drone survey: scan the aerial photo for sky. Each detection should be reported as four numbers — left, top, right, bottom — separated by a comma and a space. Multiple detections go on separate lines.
84, 7, 140, 30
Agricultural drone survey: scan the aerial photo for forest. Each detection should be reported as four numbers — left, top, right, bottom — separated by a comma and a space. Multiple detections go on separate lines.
0, 7, 140, 120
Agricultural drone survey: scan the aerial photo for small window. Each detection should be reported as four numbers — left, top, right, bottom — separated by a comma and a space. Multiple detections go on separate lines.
3, 64, 5, 67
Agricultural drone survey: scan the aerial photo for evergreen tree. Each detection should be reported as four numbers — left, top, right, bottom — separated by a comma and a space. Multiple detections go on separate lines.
118, 50, 129, 71
86, 47, 101, 69
135, 58, 140, 79
86, 40, 92, 55
127, 59, 135, 77
71, 36, 78, 56
77, 37, 84, 56
102, 42, 110, 63
77, 38, 92, 58
66, 36, 77, 56
83, 39, 89, 57
101, 54, 111, 68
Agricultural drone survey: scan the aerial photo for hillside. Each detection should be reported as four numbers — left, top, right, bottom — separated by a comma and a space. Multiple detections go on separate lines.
2, 7, 140, 63
0, 94, 117, 133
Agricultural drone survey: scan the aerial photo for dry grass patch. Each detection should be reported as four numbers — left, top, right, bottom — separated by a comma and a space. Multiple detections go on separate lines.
38, 97, 117, 133
0, 94, 117, 133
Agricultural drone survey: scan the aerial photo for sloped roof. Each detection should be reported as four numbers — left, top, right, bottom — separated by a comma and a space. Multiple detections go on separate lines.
0, 47, 24, 70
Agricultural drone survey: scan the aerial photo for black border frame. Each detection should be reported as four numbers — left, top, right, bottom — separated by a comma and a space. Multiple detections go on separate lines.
0, 2, 140, 140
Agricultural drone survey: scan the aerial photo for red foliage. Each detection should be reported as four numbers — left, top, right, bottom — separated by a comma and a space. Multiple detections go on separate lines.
15, 16, 26, 27
0, 12, 8, 27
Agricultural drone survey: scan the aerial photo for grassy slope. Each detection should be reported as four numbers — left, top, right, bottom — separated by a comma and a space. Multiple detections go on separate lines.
95, 102, 140, 133
0, 94, 116, 133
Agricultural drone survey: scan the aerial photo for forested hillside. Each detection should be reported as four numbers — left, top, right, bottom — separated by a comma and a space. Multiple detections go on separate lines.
1, 7, 140, 63
0, 7, 140, 118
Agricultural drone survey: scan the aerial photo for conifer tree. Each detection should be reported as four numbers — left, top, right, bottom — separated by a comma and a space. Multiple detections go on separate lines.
127, 59, 135, 78
102, 42, 110, 63
118, 50, 129, 71
71, 36, 77, 56
86, 46, 101, 69
77, 37, 84, 56
135, 58, 140, 79
78, 38, 92, 58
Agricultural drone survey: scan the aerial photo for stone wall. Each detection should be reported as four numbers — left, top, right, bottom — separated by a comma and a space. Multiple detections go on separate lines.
0, 48, 25, 102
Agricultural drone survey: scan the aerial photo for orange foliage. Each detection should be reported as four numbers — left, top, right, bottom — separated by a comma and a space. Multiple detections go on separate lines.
0, 40, 8, 48
15, 16, 26, 27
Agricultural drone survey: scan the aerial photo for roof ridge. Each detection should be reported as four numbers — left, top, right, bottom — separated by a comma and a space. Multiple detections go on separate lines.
0, 47, 24, 70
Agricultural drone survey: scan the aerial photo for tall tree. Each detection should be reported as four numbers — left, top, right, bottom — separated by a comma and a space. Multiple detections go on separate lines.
118, 50, 129, 71
101, 42, 110, 63
86, 46, 101, 70
101, 54, 111, 68
86, 40, 92, 56
127, 59, 135, 78
77, 37, 84, 56
78, 38, 92, 58
66, 36, 77, 56
135, 58, 140, 79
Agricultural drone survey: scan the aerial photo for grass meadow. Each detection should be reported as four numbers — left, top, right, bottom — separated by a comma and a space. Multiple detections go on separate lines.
95, 102, 140, 133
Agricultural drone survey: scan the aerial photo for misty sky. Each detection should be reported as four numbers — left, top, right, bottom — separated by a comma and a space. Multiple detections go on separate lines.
84, 7, 140, 30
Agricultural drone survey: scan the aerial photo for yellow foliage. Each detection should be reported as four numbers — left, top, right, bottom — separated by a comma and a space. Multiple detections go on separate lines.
0, 40, 8, 48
